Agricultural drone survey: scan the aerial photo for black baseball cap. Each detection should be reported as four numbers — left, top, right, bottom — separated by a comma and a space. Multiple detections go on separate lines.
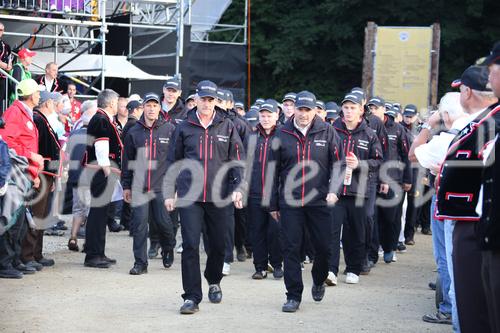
259, 99, 278, 113
351, 87, 366, 100
403, 104, 418, 116
367, 96, 385, 108
126, 100, 142, 111
483, 41, 500, 66
163, 77, 181, 91
384, 102, 393, 111
186, 94, 196, 102
385, 105, 397, 118
216, 89, 227, 101
143, 92, 160, 104
196, 80, 218, 99
235, 101, 244, 109
451, 65, 492, 92
295, 91, 317, 110
316, 100, 325, 110
245, 106, 259, 127
282, 92, 296, 103
225, 90, 234, 103
341, 93, 362, 106
325, 102, 339, 120
255, 98, 265, 106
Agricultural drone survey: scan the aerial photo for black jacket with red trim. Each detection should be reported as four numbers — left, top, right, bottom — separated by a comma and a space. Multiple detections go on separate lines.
436, 102, 500, 222
366, 114, 388, 158
269, 116, 344, 210
38, 75, 66, 93
224, 108, 252, 143
333, 118, 383, 198
33, 109, 61, 177
161, 98, 188, 126
121, 117, 175, 193
166, 107, 245, 203
84, 109, 123, 171
383, 115, 412, 185
247, 124, 278, 201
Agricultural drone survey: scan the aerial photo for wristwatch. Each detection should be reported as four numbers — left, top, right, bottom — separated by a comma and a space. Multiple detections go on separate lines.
421, 123, 432, 131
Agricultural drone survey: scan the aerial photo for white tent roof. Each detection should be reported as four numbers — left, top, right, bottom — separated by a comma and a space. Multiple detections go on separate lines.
29, 51, 171, 81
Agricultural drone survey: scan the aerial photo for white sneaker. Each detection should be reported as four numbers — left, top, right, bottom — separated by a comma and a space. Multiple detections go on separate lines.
176, 245, 183, 254
303, 256, 311, 264
345, 272, 359, 284
392, 253, 397, 262
325, 271, 337, 286
378, 247, 384, 257
222, 262, 231, 276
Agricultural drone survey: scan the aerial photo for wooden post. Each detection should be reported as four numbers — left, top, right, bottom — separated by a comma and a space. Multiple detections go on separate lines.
429, 23, 441, 108
362, 21, 377, 97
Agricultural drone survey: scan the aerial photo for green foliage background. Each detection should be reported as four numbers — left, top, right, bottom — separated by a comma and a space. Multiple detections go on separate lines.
217, 0, 500, 104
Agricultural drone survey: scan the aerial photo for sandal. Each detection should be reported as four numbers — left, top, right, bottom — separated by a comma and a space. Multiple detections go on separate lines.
68, 238, 79, 252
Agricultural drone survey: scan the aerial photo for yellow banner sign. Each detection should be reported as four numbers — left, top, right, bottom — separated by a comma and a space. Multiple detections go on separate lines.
373, 27, 433, 113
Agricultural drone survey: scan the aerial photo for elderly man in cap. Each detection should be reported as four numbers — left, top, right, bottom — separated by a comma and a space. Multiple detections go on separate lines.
122, 93, 176, 275
434, 64, 498, 332
21, 89, 63, 270
0, 78, 44, 278
476, 41, 500, 333
9, 48, 36, 105
165, 80, 245, 314
269, 90, 343, 312
330, 92, 383, 285
247, 99, 283, 280
161, 77, 187, 125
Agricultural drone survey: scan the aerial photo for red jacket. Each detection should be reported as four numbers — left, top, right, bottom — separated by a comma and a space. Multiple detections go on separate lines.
0, 100, 40, 179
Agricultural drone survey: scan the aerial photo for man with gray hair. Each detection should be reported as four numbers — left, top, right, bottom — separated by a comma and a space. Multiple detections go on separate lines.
83, 89, 122, 269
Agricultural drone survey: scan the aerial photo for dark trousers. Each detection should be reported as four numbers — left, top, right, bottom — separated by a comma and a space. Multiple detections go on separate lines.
131, 192, 175, 267
377, 188, 400, 253
482, 250, 500, 333
0, 211, 27, 268
178, 202, 227, 304
224, 206, 235, 263
335, 196, 367, 275
0, 77, 7, 116
453, 222, 490, 333
281, 205, 332, 302
84, 171, 116, 261
328, 206, 342, 275
120, 201, 132, 229
365, 182, 377, 263
21, 175, 54, 262
417, 185, 432, 231
150, 209, 178, 247
234, 207, 250, 252
247, 198, 282, 272
300, 226, 316, 261
403, 192, 420, 241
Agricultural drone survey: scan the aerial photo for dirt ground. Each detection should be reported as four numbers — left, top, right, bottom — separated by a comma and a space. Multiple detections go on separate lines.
0, 220, 451, 333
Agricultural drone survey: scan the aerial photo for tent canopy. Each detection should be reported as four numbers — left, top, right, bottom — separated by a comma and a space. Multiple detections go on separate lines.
29, 51, 171, 81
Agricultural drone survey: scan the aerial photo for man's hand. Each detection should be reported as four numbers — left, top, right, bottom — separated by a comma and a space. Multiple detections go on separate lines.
165, 198, 176, 212
427, 111, 442, 129
232, 191, 243, 209
379, 183, 389, 194
326, 193, 339, 206
30, 152, 44, 171
102, 166, 111, 177
346, 152, 359, 170
270, 211, 280, 221
123, 189, 132, 203
403, 183, 412, 192
33, 177, 40, 189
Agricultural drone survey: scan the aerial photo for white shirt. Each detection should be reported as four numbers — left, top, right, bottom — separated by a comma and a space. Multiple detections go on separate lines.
293, 119, 312, 136
44, 75, 55, 91
196, 111, 215, 129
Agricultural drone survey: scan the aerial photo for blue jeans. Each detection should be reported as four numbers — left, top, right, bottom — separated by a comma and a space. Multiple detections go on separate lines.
430, 196, 452, 314
444, 219, 460, 332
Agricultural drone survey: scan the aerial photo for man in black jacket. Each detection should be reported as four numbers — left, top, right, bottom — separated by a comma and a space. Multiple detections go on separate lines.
331, 93, 383, 285
83, 89, 122, 269
122, 93, 175, 275
269, 91, 344, 313
161, 77, 188, 125
246, 99, 283, 280
165, 80, 245, 315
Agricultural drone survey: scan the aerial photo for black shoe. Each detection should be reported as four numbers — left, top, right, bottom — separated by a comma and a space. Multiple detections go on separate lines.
360, 264, 371, 275
54, 221, 68, 231
428, 282, 437, 290
180, 300, 199, 314
282, 299, 300, 313
37, 257, 55, 267
15, 263, 36, 274
208, 284, 222, 303
108, 222, 124, 233
148, 242, 160, 259
397, 242, 407, 253
24, 260, 43, 271
246, 250, 252, 259
273, 266, 284, 279
129, 264, 147, 275
252, 270, 267, 280
162, 250, 174, 268
367, 260, 376, 269
311, 283, 325, 302
421, 228, 432, 235
422, 311, 452, 325
84, 258, 111, 268
236, 248, 246, 262
101, 256, 116, 265
0, 266, 23, 279
405, 239, 415, 246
